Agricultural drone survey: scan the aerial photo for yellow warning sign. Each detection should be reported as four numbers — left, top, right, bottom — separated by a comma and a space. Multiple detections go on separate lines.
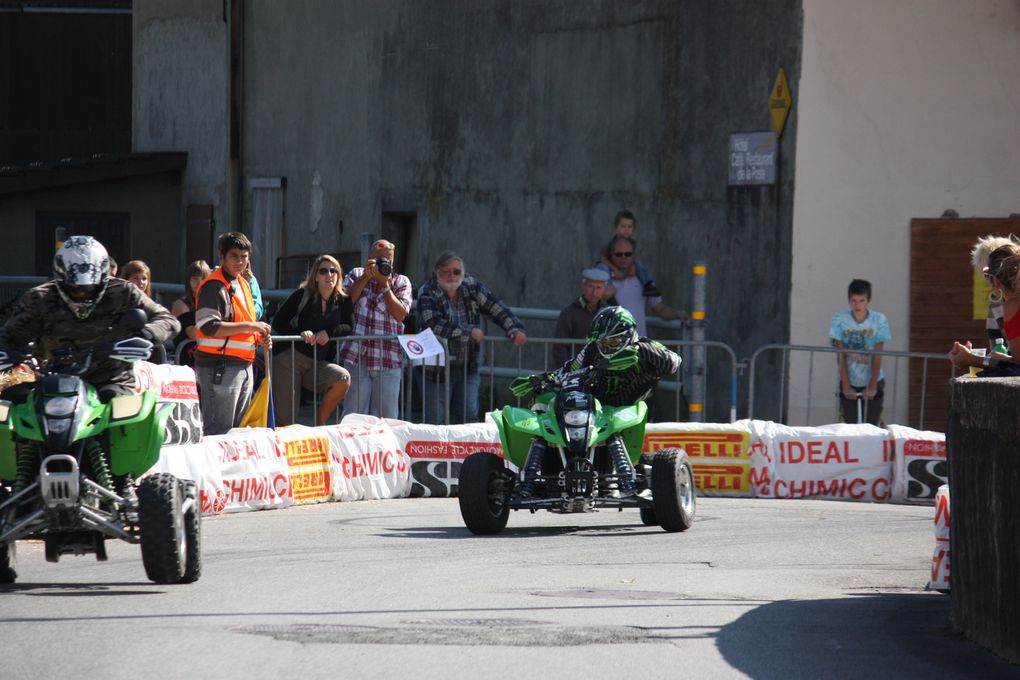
769, 68, 792, 138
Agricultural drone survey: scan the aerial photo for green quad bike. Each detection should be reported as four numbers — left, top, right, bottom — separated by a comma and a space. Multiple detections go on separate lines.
0, 310, 201, 585
458, 365, 695, 534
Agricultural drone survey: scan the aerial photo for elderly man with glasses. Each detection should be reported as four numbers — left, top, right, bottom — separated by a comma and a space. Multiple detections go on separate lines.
416, 250, 527, 424
596, 235, 686, 337
340, 239, 413, 419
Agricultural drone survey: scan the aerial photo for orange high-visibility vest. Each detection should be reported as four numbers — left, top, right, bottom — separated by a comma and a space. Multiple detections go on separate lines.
194, 268, 257, 362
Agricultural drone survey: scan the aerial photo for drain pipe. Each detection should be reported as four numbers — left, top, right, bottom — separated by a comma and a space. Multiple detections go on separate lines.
361, 232, 376, 264
689, 261, 707, 422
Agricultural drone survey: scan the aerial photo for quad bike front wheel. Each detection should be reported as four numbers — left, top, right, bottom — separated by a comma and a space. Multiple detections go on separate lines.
180, 480, 202, 584
458, 452, 511, 535
651, 448, 696, 532
138, 473, 187, 584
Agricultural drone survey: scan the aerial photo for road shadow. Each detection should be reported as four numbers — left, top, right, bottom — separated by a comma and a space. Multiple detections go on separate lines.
716, 592, 1019, 679
378, 523, 669, 539
0, 582, 166, 596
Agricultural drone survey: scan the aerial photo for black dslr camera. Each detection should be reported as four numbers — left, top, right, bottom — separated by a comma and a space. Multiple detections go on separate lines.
375, 258, 392, 276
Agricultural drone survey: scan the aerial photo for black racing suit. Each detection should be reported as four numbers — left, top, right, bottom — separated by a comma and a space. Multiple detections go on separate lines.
518, 337, 680, 495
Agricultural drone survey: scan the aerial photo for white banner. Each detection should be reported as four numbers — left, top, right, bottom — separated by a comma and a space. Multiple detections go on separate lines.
387, 419, 502, 497
930, 484, 951, 591
887, 424, 946, 504
134, 362, 204, 445
746, 421, 892, 502
323, 418, 412, 501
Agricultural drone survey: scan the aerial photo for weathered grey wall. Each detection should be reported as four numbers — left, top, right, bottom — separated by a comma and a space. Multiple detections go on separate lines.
238, 0, 801, 419
134, 0, 232, 237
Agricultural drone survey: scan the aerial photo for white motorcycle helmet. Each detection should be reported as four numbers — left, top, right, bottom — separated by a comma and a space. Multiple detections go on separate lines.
53, 235, 111, 319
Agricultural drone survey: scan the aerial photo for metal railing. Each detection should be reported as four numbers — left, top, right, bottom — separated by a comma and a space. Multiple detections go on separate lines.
258, 333, 731, 427
0, 277, 963, 429
747, 344, 955, 429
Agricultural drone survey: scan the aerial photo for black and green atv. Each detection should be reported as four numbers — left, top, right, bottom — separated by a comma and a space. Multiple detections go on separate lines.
458, 366, 695, 535
0, 311, 201, 584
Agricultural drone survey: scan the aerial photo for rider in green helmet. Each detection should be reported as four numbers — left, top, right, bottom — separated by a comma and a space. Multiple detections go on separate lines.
511, 306, 680, 494
565, 305, 681, 406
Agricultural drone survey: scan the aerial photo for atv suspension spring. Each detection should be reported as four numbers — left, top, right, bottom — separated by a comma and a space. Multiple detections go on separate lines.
607, 436, 636, 492
84, 439, 114, 493
13, 441, 40, 495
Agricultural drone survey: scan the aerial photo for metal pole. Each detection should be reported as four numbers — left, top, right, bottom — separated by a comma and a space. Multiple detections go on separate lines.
360, 232, 375, 265
689, 261, 707, 422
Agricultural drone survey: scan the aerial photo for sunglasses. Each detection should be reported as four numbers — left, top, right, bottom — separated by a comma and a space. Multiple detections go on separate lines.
318, 267, 339, 275
613, 251, 634, 258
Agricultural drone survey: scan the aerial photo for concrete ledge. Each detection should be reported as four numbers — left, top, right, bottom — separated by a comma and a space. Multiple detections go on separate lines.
947, 377, 1020, 664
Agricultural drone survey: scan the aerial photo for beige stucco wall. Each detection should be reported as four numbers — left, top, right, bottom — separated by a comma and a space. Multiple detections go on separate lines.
788, 0, 1020, 426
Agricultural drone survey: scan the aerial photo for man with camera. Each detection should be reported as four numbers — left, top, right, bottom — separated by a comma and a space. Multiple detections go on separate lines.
340, 239, 413, 419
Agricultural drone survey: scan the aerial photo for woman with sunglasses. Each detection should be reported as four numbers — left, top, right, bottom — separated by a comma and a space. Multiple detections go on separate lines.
271, 255, 354, 426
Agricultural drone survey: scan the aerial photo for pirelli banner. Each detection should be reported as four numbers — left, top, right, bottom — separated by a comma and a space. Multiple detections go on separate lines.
643, 420, 903, 503
643, 422, 758, 497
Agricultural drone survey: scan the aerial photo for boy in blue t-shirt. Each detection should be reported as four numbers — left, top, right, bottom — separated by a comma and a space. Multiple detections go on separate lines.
828, 279, 891, 425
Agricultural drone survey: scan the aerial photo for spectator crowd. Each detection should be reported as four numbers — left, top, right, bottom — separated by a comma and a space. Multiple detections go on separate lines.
0, 210, 696, 431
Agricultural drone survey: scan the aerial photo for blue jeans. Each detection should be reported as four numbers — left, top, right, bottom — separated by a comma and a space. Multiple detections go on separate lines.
346, 364, 402, 419
423, 364, 480, 425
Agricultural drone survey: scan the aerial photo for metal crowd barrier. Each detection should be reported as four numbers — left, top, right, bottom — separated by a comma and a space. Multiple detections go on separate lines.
747, 343, 954, 429
2, 277, 961, 429
476, 335, 739, 423
257, 333, 737, 427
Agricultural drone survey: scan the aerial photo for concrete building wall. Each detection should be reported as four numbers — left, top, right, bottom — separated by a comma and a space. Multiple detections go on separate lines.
133, 0, 232, 238
789, 0, 1020, 425
237, 0, 802, 421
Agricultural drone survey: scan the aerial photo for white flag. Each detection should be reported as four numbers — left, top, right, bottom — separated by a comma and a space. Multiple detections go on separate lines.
397, 327, 445, 366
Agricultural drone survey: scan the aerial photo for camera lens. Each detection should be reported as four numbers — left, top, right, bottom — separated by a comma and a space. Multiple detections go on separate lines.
376, 258, 392, 276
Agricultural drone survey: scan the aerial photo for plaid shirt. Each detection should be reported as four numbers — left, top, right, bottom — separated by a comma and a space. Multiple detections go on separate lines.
338, 269, 412, 370
416, 274, 524, 371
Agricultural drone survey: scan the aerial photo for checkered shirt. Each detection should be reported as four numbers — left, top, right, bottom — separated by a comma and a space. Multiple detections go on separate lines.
415, 274, 524, 372
338, 269, 412, 370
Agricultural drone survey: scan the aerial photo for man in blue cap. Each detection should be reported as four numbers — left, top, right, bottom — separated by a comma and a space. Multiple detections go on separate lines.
552, 267, 614, 366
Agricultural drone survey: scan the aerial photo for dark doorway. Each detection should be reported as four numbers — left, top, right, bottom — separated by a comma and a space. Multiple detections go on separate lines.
381, 212, 417, 281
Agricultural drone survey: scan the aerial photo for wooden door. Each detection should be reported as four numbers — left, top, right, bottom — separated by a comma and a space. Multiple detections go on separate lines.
910, 218, 1020, 431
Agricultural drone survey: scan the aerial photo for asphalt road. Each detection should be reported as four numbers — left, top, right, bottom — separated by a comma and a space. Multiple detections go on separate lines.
2, 497, 1017, 680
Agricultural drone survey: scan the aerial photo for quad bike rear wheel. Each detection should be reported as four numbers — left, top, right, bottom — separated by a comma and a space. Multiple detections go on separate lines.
138, 473, 187, 584
651, 448, 696, 532
639, 507, 659, 526
0, 541, 15, 584
458, 452, 511, 535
